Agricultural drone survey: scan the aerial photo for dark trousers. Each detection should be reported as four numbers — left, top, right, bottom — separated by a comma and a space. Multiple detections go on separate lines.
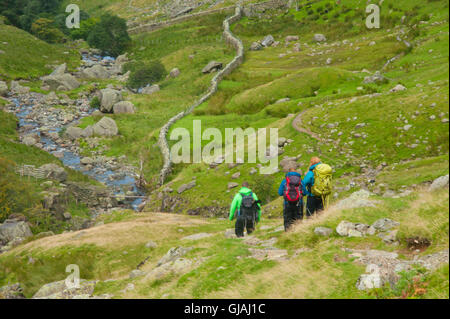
306, 196, 323, 216
235, 215, 255, 237
283, 201, 303, 231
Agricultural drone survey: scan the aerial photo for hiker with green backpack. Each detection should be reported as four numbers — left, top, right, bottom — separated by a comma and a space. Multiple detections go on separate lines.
229, 181, 262, 237
302, 157, 333, 216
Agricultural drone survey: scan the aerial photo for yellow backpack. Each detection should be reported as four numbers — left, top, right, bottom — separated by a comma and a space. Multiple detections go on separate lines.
311, 163, 333, 208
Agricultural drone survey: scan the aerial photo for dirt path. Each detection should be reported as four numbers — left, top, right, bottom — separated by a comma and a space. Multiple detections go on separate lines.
292, 109, 322, 141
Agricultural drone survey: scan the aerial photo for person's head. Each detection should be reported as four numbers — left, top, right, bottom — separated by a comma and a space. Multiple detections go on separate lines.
242, 181, 249, 188
309, 156, 321, 168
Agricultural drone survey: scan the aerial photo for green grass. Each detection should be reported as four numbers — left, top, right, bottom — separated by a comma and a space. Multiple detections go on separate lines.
0, 23, 80, 80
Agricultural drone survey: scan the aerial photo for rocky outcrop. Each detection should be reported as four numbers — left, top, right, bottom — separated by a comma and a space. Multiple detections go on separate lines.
92, 117, 119, 137
99, 88, 122, 113
429, 174, 449, 191
42, 74, 80, 91
32, 279, 111, 299
0, 283, 25, 299
202, 61, 223, 73
141, 84, 160, 94
82, 65, 110, 79
0, 219, 33, 246
158, 5, 244, 186
39, 163, 68, 182
112, 101, 135, 114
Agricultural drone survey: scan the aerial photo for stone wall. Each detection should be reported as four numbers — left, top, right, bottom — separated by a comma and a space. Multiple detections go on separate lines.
158, 6, 245, 186
128, 0, 290, 35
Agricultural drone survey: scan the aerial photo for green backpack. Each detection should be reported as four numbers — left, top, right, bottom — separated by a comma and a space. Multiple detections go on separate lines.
311, 164, 333, 205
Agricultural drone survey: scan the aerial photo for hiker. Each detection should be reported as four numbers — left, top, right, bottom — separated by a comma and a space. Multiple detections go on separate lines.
302, 157, 333, 216
278, 167, 303, 231
229, 181, 262, 237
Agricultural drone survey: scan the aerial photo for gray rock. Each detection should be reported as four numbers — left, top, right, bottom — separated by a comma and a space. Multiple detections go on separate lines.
112, 101, 135, 114
261, 35, 274, 47
100, 88, 122, 113
390, 84, 406, 93
51, 63, 67, 76
177, 180, 196, 194
82, 65, 110, 79
65, 127, 84, 140
129, 269, 145, 279
314, 227, 333, 236
231, 172, 240, 179
378, 230, 398, 244
363, 71, 386, 84
202, 61, 223, 74
371, 218, 400, 232
227, 182, 239, 189
285, 35, 299, 42
335, 189, 376, 209
32, 279, 97, 299
429, 174, 449, 191
0, 220, 33, 246
141, 84, 160, 95
169, 68, 180, 78
22, 135, 38, 146
0, 283, 25, 299
157, 247, 192, 267
92, 117, 119, 137
10, 81, 30, 94
314, 34, 327, 42
250, 41, 263, 51
42, 74, 80, 91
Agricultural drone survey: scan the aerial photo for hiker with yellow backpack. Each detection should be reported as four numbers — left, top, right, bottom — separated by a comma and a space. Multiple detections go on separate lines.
302, 157, 333, 216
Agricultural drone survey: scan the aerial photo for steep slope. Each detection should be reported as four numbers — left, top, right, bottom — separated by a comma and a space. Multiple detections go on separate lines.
0, 180, 447, 299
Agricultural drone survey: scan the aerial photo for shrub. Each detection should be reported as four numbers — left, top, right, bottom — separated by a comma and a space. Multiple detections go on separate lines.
90, 96, 100, 109
87, 14, 131, 57
31, 18, 65, 43
127, 61, 167, 89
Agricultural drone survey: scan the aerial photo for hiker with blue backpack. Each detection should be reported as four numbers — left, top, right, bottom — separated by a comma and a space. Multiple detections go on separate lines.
278, 167, 304, 231
229, 181, 262, 237
302, 157, 333, 216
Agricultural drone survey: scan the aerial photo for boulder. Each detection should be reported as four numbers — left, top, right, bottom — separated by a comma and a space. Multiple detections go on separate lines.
92, 117, 118, 137
0, 80, 8, 96
112, 101, 135, 114
250, 41, 263, 51
177, 180, 196, 194
42, 74, 80, 91
261, 35, 274, 47
39, 163, 67, 182
10, 81, 30, 94
314, 34, 327, 42
99, 88, 122, 113
336, 221, 355, 236
157, 247, 192, 267
65, 126, 84, 140
82, 65, 110, 79
429, 174, 449, 191
0, 219, 33, 246
363, 71, 386, 84
285, 35, 299, 42
22, 135, 38, 146
51, 63, 67, 76
0, 283, 25, 299
314, 227, 333, 237
32, 279, 99, 299
181, 233, 213, 241
390, 84, 406, 93
371, 218, 400, 232
169, 68, 180, 78
129, 269, 145, 279
335, 189, 377, 209
227, 182, 239, 190
202, 61, 223, 74
141, 84, 160, 95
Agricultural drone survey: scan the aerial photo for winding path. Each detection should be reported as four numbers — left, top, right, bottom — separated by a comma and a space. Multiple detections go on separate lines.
291, 109, 322, 142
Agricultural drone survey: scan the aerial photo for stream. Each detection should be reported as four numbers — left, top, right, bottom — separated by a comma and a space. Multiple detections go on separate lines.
6, 54, 145, 211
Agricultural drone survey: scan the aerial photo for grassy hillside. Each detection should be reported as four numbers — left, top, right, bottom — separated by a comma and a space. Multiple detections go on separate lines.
145, 0, 449, 214
0, 23, 79, 80
0, 183, 447, 299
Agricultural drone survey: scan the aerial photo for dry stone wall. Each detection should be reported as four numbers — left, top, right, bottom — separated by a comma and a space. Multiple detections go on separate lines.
158, 6, 244, 186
